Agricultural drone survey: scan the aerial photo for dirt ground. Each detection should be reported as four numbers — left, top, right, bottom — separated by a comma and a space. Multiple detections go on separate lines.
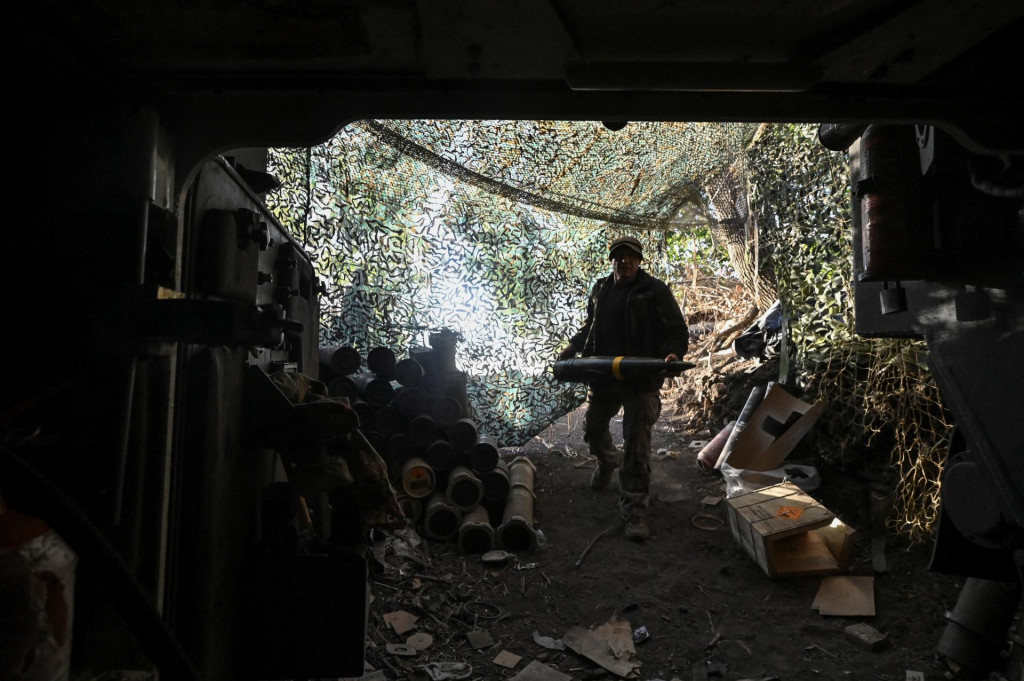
364, 359, 973, 681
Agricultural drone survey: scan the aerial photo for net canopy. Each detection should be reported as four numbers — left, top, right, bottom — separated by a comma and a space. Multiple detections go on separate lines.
267, 120, 759, 445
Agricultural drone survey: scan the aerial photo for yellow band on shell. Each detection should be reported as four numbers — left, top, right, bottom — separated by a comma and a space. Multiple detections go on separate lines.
612, 356, 624, 381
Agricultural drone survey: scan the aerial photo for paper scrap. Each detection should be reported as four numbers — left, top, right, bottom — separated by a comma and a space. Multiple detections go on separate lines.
406, 632, 433, 650
467, 629, 495, 649
562, 616, 642, 678
385, 643, 417, 657
509, 660, 571, 681
812, 576, 875, 616
492, 650, 522, 669
532, 631, 566, 650
383, 609, 419, 635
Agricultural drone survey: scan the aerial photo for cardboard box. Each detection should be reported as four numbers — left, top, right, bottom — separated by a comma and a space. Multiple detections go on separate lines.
726, 481, 855, 578
720, 385, 824, 472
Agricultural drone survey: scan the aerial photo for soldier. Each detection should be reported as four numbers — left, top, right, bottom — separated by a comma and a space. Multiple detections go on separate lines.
558, 236, 688, 540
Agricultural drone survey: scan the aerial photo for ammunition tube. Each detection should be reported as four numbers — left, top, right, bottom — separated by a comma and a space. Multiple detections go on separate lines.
423, 491, 461, 542
401, 457, 435, 499
497, 486, 536, 551
446, 465, 484, 511
458, 505, 495, 554
481, 459, 510, 503
470, 435, 500, 474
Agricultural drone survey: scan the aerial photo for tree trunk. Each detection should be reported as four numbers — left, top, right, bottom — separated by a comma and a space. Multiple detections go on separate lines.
703, 164, 777, 311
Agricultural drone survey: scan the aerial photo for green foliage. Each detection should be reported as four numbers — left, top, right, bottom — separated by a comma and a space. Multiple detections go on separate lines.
664, 224, 733, 281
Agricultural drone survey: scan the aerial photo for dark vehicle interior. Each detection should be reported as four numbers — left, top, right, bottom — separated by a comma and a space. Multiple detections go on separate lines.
5, 2, 1023, 678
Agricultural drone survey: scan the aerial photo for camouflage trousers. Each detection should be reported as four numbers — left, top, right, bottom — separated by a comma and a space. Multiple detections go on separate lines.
583, 384, 662, 517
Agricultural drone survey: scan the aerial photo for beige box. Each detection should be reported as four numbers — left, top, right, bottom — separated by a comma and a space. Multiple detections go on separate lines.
719, 385, 824, 472
726, 481, 855, 578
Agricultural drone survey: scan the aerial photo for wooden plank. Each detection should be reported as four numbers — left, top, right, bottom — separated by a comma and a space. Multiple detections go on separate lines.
724, 387, 821, 471
734, 496, 832, 534
727, 506, 741, 543
727, 482, 803, 509
811, 576, 874, 615
752, 531, 769, 571
768, 529, 840, 577
756, 401, 824, 470
751, 504, 834, 537
817, 519, 856, 569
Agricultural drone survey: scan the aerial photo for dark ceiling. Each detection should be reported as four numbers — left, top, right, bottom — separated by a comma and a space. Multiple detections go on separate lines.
13, 1, 1024, 155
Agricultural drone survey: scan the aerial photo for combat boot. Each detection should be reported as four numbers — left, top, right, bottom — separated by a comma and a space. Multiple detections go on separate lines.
590, 463, 617, 490
624, 513, 649, 541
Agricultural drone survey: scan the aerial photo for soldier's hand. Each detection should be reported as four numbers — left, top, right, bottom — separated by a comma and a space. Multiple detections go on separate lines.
557, 345, 577, 361
662, 353, 681, 377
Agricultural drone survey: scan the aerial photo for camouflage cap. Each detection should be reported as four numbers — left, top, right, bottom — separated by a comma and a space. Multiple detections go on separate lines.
608, 235, 643, 260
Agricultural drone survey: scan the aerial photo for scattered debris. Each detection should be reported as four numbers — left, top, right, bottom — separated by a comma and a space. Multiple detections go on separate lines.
632, 626, 650, 644
700, 495, 723, 507
575, 526, 615, 568
843, 622, 891, 651
562, 615, 642, 678
481, 549, 514, 566
492, 650, 523, 669
509, 660, 572, 681
464, 601, 505, 620
406, 632, 434, 650
466, 629, 495, 649
805, 643, 837, 658
385, 643, 418, 657
424, 661, 473, 680
812, 576, 875, 616
533, 630, 566, 650
905, 671, 924, 681
691, 513, 723, 531
383, 610, 419, 635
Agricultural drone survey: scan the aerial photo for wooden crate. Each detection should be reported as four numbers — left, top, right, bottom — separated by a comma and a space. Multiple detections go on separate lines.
727, 480, 855, 578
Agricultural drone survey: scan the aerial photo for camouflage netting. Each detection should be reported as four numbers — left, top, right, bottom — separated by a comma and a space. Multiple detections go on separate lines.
745, 124, 952, 543
266, 120, 757, 446
266, 120, 950, 541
